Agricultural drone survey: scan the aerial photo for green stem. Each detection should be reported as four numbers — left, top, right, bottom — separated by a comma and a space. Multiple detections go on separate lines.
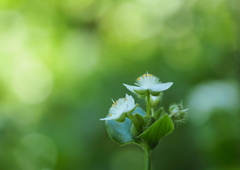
151, 107, 155, 117
146, 91, 151, 117
143, 146, 151, 170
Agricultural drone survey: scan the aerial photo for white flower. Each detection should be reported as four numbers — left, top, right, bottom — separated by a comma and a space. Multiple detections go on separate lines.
100, 94, 137, 122
123, 73, 173, 96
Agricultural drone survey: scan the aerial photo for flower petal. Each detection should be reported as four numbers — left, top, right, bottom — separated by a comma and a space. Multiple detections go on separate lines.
100, 117, 111, 121
125, 94, 134, 107
124, 94, 137, 113
149, 82, 173, 92
100, 114, 120, 121
123, 84, 138, 93
123, 84, 148, 95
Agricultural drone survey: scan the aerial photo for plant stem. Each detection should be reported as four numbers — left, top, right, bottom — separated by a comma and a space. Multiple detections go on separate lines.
151, 107, 155, 117
146, 91, 151, 117
144, 91, 152, 169
143, 146, 151, 170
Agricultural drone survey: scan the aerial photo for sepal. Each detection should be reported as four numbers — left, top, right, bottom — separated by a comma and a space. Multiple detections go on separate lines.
148, 89, 160, 96
134, 89, 147, 95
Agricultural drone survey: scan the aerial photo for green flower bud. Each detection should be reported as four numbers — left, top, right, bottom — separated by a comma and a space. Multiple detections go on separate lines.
150, 94, 162, 107
169, 103, 188, 123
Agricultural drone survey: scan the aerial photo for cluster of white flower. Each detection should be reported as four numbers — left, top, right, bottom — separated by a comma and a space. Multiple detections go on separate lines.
100, 72, 173, 121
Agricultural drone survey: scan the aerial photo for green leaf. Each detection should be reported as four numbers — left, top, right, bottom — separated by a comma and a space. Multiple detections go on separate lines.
105, 107, 146, 146
139, 114, 174, 150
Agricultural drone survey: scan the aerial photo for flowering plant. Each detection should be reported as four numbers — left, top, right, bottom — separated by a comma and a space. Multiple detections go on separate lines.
100, 73, 188, 170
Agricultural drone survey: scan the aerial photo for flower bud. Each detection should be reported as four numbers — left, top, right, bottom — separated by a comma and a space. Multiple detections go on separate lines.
169, 103, 188, 122
150, 94, 162, 107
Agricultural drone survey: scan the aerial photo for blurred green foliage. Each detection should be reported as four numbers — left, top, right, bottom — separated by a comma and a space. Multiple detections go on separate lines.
0, 0, 240, 169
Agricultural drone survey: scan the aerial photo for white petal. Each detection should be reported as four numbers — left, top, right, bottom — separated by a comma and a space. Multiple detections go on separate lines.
100, 114, 119, 121
126, 94, 134, 105
125, 94, 131, 98
124, 106, 133, 113
100, 117, 110, 121
123, 84, 149, 95
123, 84, 138, 93
125, 94, 136, 112
150, 82, 173, 92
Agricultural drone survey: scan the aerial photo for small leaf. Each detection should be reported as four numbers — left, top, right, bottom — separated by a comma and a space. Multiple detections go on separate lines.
105, 107, 146, 146
139, 114, 174, 150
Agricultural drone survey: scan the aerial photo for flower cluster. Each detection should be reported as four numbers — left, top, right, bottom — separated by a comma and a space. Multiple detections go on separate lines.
100, 72, 188, 123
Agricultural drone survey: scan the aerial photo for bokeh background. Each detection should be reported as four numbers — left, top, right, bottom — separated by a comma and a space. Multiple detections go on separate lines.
0, 0, 240, 169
